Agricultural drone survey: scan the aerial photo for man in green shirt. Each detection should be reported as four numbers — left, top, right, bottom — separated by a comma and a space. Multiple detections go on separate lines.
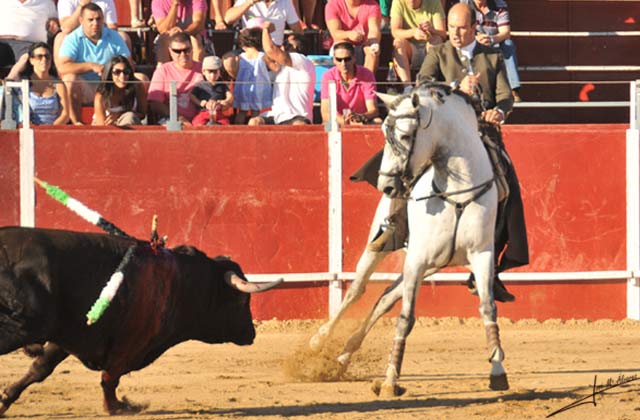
390, 0, 446, 86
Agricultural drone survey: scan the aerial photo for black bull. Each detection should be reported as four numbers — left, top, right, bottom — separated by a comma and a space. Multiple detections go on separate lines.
0, 226, 277, 415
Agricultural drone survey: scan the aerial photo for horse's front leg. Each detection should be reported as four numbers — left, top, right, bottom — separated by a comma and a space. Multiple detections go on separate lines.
472, 250, 509, 391
309, 248, 390, 352
337, 273, 404, 366
310, 195, 394, 352
378, 263, 433, 398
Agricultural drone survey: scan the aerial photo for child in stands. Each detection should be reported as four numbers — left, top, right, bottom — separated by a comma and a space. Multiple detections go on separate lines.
190, 55, 233, 125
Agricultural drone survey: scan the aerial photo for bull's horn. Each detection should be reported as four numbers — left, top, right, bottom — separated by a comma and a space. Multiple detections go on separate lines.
224, 272, 283, 293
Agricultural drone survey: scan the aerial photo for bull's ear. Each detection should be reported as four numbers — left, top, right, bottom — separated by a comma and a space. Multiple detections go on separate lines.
376, 92, 396, 108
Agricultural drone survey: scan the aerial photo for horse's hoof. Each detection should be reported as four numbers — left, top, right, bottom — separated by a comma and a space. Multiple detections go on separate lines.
336, 352, 351, 366
489, 373, 509, 391
308, 334, 324, 352
371, 380, 404, 397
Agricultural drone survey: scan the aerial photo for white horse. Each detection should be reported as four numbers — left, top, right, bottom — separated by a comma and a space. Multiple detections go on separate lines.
309, 83, 508, 396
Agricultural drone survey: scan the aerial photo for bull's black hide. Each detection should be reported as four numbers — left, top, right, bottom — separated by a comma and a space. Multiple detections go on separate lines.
0, 226, 257, 415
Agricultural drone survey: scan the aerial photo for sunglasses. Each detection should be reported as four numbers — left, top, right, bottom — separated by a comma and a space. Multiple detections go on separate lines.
31, 53, 51, 60
203, 68, 220, 73
112, 68, 131, 76
171, 47, 192, 55
334, 56, 353, 63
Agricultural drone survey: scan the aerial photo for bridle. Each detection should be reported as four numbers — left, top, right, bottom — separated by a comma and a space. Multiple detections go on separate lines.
378, 100, 432, 197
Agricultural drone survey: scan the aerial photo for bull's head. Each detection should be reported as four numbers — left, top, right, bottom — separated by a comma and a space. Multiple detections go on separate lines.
172, 246, 283, 346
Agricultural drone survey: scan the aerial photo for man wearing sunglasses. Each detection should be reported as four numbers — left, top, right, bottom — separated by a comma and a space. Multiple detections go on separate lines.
58, 3, 134, 125
320, 41, 381, 126
148, 31, 204, 125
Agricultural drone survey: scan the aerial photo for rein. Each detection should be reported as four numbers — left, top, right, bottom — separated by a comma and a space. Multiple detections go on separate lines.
420, 177, 495, 268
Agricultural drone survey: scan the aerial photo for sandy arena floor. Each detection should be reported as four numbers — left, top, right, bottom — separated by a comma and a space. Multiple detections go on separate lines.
1, 317, 640, 420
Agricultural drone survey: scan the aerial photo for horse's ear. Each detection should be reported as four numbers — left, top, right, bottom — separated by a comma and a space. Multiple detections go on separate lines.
418, 105, 432, 129
376, 92, 397, 108
411, 93, 420, 108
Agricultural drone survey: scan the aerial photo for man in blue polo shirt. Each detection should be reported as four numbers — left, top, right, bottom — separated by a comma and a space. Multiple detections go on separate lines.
58, 2, 131, 124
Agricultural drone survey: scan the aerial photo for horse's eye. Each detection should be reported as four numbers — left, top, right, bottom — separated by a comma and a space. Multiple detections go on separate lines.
400, 135, 411, 142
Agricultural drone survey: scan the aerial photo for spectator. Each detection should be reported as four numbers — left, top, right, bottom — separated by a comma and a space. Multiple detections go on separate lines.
248, 26, 315, 125
58, 3, 133, 124
390, 0, 446, 86
148, 31, 203, 125
17, 42, 71, 125
93, 55, 147, 125
129, 0, 145, 27
325, 0, 382, 74
320, 41, 380, 126
0, 0, 58, 72
54, 0, 133, 71
190, 55, 233, 125
151, 0, 207, 63
224, 0, 303, 46
229, 28, 273, 124
292, 0, 320, 30
210, 0, 229, 29
460, 0, 522, 101
58, 0, 119, 33
379, 0, 390, 28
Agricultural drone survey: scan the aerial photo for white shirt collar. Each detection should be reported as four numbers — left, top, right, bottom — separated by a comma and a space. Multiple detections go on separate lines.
458, 40, 477, 60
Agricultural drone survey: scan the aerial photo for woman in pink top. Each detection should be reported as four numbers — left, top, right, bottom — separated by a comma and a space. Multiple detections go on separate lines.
325, 0, 382, 73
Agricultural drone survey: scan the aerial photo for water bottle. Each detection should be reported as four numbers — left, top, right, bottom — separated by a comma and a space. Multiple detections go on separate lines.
386, 61, 398, 95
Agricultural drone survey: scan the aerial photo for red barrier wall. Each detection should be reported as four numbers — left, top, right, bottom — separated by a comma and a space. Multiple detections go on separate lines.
0, 124, 629, 320
0, 131, 19, 226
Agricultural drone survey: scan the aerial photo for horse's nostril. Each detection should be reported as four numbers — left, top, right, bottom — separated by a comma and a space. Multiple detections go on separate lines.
383, 186, 395, 196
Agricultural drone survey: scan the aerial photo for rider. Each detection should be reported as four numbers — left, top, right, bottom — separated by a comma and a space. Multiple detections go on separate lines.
351, 2, 528, 302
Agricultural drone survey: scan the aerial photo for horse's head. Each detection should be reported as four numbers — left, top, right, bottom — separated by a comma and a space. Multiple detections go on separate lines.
377, 89, 434, 198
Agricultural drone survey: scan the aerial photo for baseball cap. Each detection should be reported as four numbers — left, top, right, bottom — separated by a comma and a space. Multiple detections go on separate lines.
202, 56, 222, 70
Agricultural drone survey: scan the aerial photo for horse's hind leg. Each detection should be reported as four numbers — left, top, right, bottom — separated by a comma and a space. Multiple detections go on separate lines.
310, 196, 394, 352
471, 250, 509, 390
336, 273, 404, 366
309, 248, 390, 351
0, 342, 69, 416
